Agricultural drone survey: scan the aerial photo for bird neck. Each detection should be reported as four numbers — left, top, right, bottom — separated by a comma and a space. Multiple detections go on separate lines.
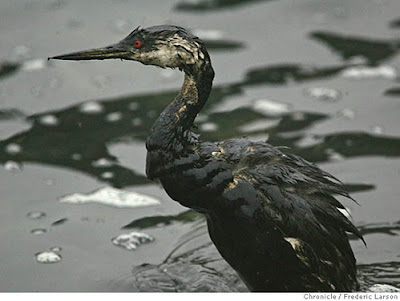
146, 61, 215, 151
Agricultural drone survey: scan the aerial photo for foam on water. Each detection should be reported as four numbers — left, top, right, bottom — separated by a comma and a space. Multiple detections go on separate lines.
366, 284, 400, 292
5, 143, 22, 155
105, 112, 123, 122
91, 158, 114, 168
341, 65, 398, 80
200, 122, 218, 132
251, 99, 291, 116
4, 160, 23, 173
31, 229, 47, 235
35, 251, 61, 264
58, 187, 161, 208
27, 211, 46, 220
39, 114, 59, 126
22, 59, 47, 71
304, 87, 342, 102
79, 101, 104, 114
111, 232, 154, 251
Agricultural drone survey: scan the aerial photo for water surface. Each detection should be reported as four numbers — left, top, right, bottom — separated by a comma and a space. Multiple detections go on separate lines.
0, 0, 399, 292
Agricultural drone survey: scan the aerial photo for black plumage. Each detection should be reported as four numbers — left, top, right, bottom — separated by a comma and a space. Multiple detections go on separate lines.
50, 25, 364, 292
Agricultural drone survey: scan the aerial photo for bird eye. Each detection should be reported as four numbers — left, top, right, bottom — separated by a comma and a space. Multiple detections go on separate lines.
133, 40, 142, 48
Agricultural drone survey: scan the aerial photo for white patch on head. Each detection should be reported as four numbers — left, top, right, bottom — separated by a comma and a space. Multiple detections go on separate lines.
136, 33, 206, 70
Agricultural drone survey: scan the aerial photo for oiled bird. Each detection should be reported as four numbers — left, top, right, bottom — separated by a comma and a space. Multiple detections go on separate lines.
50, 25, 364, 292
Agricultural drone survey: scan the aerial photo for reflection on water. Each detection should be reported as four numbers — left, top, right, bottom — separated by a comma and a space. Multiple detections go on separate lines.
204, 39, 244, 51
290, 132, 400, 163
310, 31, 400, 65
243, 64, 348, 85
389, 18, 400, 28
0, 109, 25, 121
128, 216, 247, 292
358, 262, 400, 289
0, 62, 20, 80
385, 87, 400, 96
119, 210, 400, 292
175, 0, 272, 12
2, 7, 400, 291
3, 75, 400, 188
356, 221, 400, 237
122, 210, 202, 229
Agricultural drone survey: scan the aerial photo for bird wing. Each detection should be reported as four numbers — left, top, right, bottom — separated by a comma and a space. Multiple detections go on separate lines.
215, 138, 363, 290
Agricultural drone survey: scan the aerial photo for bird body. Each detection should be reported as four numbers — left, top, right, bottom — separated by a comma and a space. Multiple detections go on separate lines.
50, 25, 363, 292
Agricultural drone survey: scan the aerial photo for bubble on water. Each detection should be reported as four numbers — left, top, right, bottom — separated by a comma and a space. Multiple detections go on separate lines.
59, 187, 161, 208
22, 59, 47, 72
4, 160, 23, 173
101, 171, 114, 179
79, 101, 104, 114
71, 153, 82, 161
251, 99, 291, 116
128, 102, 139, 111
111, 232, 154, 251
50, 246, 62, 252
192, 29, 224, 40
132, 118, 143, 126
370, 125, 385, 135
27, 211, 46, 220
200, 122, 218, 132
31, 229, 47, 235
92, 158, 114, 168
304, 87, 342, 102
337, 108, 355, 120
39, 114, 59, 126
35, 251, 61, 263
5, 143, 22, 155
105, 112, 122, 123
341, 65, 398, 80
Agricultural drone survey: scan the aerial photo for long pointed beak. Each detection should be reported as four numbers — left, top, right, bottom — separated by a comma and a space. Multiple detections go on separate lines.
48, 42, 131, 61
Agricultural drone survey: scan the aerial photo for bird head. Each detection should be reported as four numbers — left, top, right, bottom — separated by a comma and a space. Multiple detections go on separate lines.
49, 25, 210, 72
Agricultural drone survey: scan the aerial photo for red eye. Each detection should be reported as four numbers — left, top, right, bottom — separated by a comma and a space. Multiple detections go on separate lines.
133, 40, 142, 48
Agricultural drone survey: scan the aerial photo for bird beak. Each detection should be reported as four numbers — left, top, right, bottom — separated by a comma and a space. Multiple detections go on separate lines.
48, 42, 131, 61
